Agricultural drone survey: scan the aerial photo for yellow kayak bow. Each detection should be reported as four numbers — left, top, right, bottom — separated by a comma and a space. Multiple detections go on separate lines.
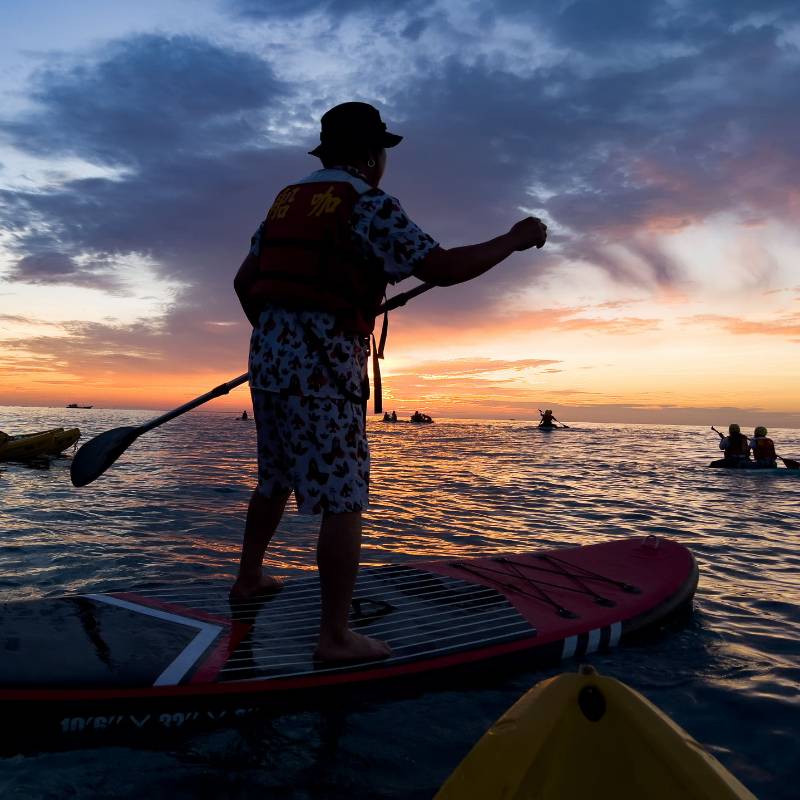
436, 667, 756, 800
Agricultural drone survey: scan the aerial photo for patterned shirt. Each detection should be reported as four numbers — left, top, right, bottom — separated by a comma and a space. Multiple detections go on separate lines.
248, 167, 438, 399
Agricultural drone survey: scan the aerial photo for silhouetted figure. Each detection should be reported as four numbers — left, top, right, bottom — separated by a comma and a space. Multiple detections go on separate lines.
539, 409, 558, 428
717, 423, 750, 466
750, 426, 777, 468
233, 101, 547, 664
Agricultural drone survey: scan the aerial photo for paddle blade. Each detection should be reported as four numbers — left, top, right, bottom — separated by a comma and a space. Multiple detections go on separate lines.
781, 457, 799, 470
70, 426, 140, 487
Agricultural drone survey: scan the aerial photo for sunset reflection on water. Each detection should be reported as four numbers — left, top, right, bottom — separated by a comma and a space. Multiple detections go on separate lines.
1, 407, 799, 600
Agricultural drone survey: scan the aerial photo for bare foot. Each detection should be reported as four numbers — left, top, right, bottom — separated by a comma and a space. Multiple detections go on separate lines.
314, 629, 392, 663
229, 573, 284, 600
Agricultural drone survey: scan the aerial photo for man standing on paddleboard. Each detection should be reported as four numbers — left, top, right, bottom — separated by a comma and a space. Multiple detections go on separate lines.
233, 101, 547, 662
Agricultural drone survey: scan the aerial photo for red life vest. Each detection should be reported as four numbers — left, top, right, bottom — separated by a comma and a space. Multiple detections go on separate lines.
244, 172, 386, 335
752, 437, 776, 461
724, 432, 750, 458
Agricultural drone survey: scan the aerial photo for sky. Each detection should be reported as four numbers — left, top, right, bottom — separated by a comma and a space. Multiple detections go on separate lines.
0, 0, 798, 426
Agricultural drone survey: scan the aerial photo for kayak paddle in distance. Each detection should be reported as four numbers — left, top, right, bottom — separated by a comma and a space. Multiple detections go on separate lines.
71, 282, 437, 487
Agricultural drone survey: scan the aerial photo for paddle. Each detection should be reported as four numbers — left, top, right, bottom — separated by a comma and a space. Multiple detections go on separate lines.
711, 426, 723, 438
70, 282, 436, 487
70, 374, 249, 487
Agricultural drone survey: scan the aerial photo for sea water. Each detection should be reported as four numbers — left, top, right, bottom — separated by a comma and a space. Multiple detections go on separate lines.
0, 406, 798, 799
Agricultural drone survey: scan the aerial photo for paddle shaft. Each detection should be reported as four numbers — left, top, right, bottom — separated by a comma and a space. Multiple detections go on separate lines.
138, 282, 436, 434
138, 375, 249, 435
69, 283, 438, 487
381, 281, 434, 312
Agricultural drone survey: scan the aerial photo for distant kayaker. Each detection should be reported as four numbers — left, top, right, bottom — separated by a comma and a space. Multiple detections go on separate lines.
717, 423, 751, 466
232, 101, 547, 663
390, 410, 397, 422
240, 410, 249, 420
539, 409, 557, 427
750, 426, 777, 468
382, 411, 392, 422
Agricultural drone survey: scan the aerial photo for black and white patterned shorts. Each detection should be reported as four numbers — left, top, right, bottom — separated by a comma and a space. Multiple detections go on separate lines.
251, 389, 369, 515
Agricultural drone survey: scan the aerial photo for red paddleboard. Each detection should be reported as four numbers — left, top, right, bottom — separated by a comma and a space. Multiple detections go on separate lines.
0, 536, 697, 749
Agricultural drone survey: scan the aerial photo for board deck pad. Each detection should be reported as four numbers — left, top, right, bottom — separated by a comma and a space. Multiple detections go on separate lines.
0, 536, 698, 745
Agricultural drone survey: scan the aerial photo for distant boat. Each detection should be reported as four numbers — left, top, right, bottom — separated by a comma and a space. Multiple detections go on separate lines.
66, 403, 93, 409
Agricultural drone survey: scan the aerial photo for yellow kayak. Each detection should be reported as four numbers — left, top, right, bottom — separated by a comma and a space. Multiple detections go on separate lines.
47, 427, 81, 455
0, 431, 56, 461
0, 427, 80, 461
435, 667, 756, 800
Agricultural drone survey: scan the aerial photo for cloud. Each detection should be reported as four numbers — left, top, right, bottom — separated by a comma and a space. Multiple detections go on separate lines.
385, 304, 661, 347
7, 250, 126, 293
380, 15, 800, 304
688, 313, 800, 340
392, 356, 560, 377
227, 0, 429, 20
0, 33, 297, 313
484, 1, 800, 54
0, 311, 250, 379
1, 34, 285, 166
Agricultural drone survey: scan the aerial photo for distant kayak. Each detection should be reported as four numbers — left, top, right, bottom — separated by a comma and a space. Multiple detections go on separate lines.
709, 459, 798, 473
0, 431, 55, 461
0, 427, 80, 461
0, 537, 696, 750
66, 403, 92, 409
48, 427, 81, 455
436, 667, 755, 800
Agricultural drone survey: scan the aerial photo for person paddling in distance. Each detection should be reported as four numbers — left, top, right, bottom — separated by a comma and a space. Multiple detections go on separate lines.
232, 101, 547, 663
539, 409, 558, 428
750, 426, 777, 468
715, 423, 751, 466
